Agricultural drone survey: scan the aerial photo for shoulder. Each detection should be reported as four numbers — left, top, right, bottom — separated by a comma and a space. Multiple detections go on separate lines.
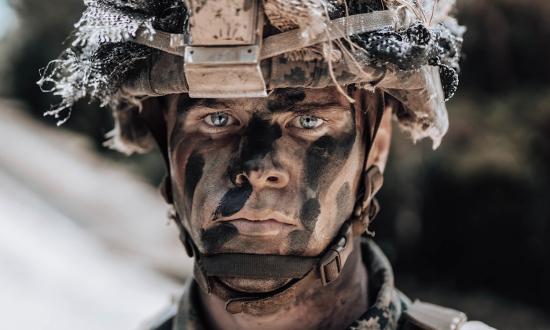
399, 301, 496, 330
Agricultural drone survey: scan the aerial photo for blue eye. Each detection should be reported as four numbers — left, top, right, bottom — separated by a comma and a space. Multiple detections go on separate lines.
205, 112, 234, 127
298, 115, 323, 129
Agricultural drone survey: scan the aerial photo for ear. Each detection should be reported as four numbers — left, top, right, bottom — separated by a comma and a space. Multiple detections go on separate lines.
366, 95, 394, 173
351, 91, 395, 235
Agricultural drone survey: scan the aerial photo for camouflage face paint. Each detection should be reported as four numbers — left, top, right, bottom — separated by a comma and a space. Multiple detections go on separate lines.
291, 124, 357, 251
288, 230, 312, 255
239, 115, 283, 165
225, 115, 282, 183
335, 183, 351, 223
201, 222, 239, 253
213, 183, 253, 218
299, 198, 321, 231
305, 133, 356, 190
168, 88, 372, 261
290, 198, 321, 254
211, 115, 283, 220
185, 152, 205, 205
267, 88, 306, 113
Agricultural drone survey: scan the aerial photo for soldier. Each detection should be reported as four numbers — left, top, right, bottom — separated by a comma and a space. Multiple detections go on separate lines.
39, 0, 495, 329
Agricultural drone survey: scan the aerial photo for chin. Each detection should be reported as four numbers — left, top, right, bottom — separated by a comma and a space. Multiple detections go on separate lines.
219, 277, 293, 293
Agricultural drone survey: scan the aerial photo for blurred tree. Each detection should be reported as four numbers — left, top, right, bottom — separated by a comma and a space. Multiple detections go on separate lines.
376, 90, 550, 314
457, 0, 550, 93
3, 0, 166, 183
3, 0, 114, 151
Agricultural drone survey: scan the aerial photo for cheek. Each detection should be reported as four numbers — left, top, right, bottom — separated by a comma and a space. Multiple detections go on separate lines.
282, 130, 358, 254
172, 143, 202, 211
170, 131, 239, 229
304, 133, 356, 190
294, 131, 360, 253
200, 222, 239, 252
299, 198, 321, 231
184, 152, 205, 205
317, 142, 362, 240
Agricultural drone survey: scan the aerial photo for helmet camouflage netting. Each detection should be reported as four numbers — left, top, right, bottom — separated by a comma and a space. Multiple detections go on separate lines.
38, 0, 465, 154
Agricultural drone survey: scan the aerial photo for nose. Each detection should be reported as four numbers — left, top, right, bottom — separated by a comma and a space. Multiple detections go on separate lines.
235, 162, 289, 190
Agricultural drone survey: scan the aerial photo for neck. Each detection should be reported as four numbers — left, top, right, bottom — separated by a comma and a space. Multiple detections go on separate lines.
197, 239, 368, 330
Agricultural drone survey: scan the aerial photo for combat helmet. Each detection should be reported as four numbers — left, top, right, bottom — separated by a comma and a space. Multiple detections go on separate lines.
38, 0, 465, 313
39, 0, 464, 153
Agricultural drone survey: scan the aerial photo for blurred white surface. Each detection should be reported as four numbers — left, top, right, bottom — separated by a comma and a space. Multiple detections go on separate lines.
0, 0, 15, 38
0, 101, 191, 329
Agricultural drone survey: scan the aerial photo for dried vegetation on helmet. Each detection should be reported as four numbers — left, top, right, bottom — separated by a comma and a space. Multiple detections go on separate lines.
38, 0, 464, 153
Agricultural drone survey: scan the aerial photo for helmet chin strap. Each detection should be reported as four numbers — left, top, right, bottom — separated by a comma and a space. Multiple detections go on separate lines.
151, 90, 387, 314
173, 211, 357, 313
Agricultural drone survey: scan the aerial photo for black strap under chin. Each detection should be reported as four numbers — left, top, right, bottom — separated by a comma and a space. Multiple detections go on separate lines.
181, 219, 352, 295
200, 254, 318, 279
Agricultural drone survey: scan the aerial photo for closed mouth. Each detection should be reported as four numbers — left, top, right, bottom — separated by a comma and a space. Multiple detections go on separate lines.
214, 210, 300, 236
225, 219, 294, 236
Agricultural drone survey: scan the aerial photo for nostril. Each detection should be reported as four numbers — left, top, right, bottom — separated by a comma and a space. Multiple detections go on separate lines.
267, 176, 279, 183
235, 173, 249, 186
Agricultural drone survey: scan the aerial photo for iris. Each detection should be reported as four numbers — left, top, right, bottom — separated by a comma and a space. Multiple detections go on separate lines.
299, 115, 321, 129
208, 112, 229, 127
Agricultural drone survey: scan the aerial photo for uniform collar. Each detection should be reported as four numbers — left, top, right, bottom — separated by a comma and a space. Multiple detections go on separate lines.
347, 239, 409, 330
172, 238, 409, 330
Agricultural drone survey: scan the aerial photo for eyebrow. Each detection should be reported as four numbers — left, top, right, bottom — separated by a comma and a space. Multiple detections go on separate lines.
267, 95, 344, 111
199, 99, 234, 108
177, 98, 233, 114
179, 98, 347, 114
286, 102, 346, 112
176, 97, 200, 114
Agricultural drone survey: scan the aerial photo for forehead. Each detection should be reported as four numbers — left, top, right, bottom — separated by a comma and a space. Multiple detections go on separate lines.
187, 87, 349, 113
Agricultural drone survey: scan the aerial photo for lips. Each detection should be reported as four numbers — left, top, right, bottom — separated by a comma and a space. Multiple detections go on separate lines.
214, 210, 300, 236
227, 219, 292, 236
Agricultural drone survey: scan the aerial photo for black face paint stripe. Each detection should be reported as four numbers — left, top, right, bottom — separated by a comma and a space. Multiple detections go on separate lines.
227, 115, 282, 183
176, 96, 200, 114
305, 135, 337, 189
300, 198, 321, 231
289, 198, 321, 255
185, 153, 205, 205
241, 116, 282, 163
288, 230, 312, 255
304, 130, 356, 190
267, 88, 306, 113
213, 182, 253, 218
201, 222, 239, 252
335, 182, 351, 222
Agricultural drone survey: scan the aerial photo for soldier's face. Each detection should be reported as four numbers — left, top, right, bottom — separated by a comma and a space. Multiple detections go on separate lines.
167, 88, 368, 258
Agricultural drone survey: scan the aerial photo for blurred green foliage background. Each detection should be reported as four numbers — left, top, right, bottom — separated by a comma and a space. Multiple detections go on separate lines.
1, 0, 549, 328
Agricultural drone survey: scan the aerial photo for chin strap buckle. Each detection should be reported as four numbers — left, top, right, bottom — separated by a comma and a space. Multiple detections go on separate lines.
319, 235, 347, 286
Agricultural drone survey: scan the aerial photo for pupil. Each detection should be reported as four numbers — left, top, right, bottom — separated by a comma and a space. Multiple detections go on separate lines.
212, 113, 227, 126
301, 116, 317, 128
